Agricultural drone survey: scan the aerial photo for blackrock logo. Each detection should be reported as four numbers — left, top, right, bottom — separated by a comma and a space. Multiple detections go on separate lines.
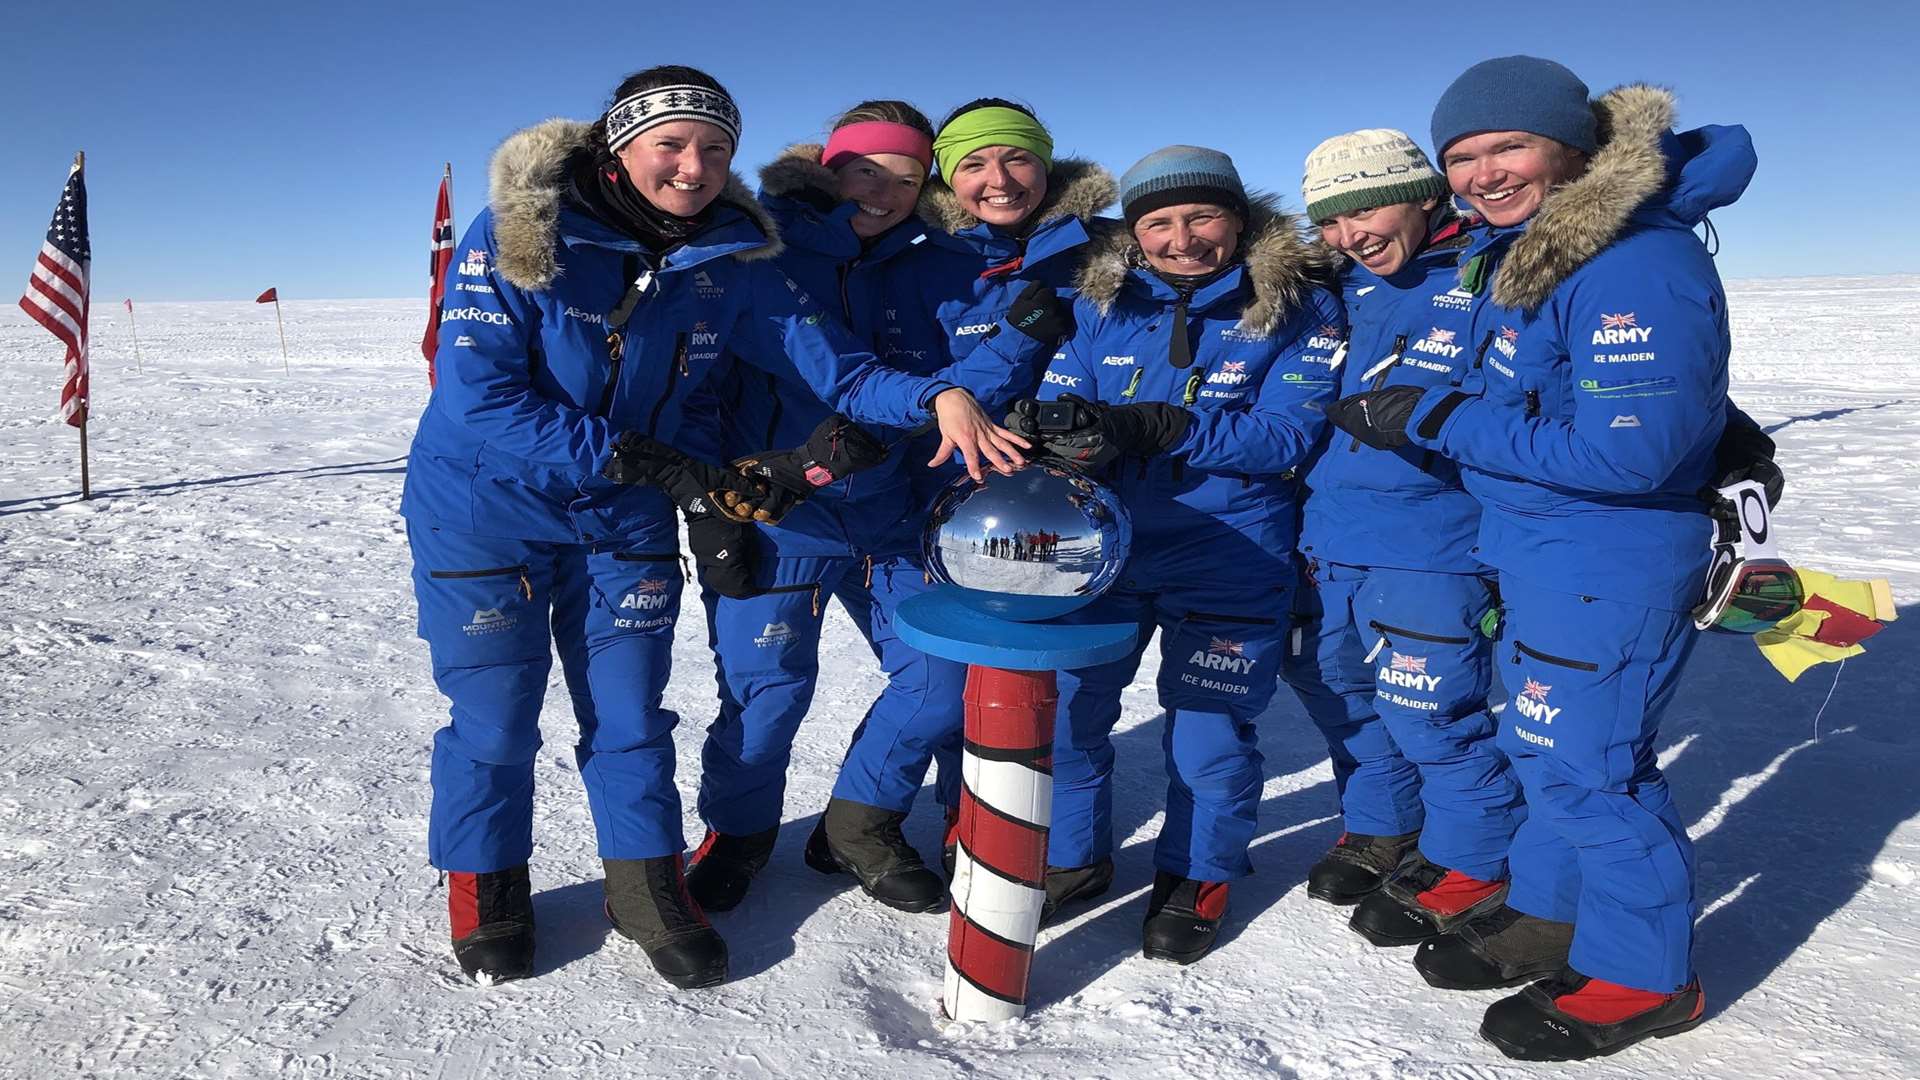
754, 621, 797, 648
463, 607, 516, 636
443, 306, 514, 326
1043, 371, 1081, 388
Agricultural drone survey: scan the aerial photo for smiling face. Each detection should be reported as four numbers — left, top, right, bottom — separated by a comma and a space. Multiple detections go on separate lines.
834, 152, 927, 239
614, 119, 735, 218
947, 145, 1049, 228
1318, 198, 1437, 276
1133, 203, 1243, 277
1441, 131, 1588, 227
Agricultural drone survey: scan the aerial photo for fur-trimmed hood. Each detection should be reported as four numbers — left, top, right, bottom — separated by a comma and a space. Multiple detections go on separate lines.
758, 143, 838, 205
1490, 84, 1752, 312
1073, 194, 1333, 338
487, 118, 781, 291
916, 157, 1117, 236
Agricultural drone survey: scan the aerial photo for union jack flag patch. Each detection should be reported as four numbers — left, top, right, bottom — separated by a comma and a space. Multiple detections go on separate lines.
1209, 637, 1244, 657
637, 578, 669, 594
1521, 678, 1552, 702
1390, 652, 1428, 674
1601, 313, 1637, 329
1427, 328, 1456, 345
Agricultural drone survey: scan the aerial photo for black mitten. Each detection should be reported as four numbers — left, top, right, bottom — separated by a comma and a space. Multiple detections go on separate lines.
1004, 280, 1075, 345
732, 415, 890, 496
604, 432, 796, 524
1710, 406, 1783, 508
686, 514, 759, 599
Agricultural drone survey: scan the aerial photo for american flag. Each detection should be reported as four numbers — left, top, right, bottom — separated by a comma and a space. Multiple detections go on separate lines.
1208, 637, 1243, 657
18, 165, 90, 428
1427, 328, 1456, 344
1601, 313, 1637, 329
1521, 678, 1552, 702
422, 172, 454, 385
1390, 653, 1428, 674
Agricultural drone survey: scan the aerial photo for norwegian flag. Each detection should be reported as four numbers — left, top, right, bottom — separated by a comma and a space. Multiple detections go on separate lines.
422, 171, 455, 386
1390, 653, 1428, 674
1500, 326, 1519, 342
1208, 637, 1244, 657
19, 164, 90, 428
1221, 360, 1246, 373
1521, 678, 1553, 702
637, 578, 669, 594
1427, 328, 1457, 345
1601, 313, 1637, 330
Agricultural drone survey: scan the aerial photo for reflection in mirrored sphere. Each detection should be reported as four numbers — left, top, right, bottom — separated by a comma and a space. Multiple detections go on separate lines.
922, 464, 1132, 621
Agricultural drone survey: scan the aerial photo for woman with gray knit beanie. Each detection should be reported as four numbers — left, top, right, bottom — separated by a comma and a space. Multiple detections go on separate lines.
1282, 129, 1527, 963
1325, 54, 1772, 1060
1003, 145, 1343, 964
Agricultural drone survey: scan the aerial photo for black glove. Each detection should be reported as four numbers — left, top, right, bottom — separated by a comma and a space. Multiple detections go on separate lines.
1325, 385, 1429, 451
603, 432, 796, 524
732, 415, 890, 497
1004, 393, 1192, 471
686, 513, 760, 599
1710, 406, 1783, 508
1004, 279, 1075, 346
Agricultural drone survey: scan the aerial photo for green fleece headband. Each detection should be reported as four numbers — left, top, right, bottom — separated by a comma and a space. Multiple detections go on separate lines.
932, 106, 1054, 181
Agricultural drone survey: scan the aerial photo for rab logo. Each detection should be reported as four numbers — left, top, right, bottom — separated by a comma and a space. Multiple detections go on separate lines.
619, 579, 672, 611
1188, 637, 1256, 675
1514, 678, 1561, 724
1593, 312, 1653, 345
458, 248, 488, 275
1377, 651, 1443, 692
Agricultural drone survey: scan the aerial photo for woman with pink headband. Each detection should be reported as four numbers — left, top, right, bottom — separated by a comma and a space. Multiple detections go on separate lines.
681, 101, 1074, 916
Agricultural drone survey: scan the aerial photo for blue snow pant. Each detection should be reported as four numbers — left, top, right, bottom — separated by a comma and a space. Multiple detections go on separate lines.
697, 551, 966, 835
1280, 560, 1524, 882
1497, 575, 1699, 992
409, 522, 688, 872
1048, 581, 1290, 882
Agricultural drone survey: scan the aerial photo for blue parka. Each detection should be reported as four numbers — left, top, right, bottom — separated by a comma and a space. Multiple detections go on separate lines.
1299, 214, 1496, 574
1405, 85, 1759, 610
1036, 198, 1343, 587
688, 145, 1066, 558
399, 120, 954, 549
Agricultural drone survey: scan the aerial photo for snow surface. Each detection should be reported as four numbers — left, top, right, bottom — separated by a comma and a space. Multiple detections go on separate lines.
2, 280, 1917, 1079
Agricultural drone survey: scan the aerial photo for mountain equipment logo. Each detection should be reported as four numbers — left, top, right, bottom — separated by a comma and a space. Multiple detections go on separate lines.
1593, 312, 1653, 345
463, 607, 517, 636
1515, 677, 1561, 724
754, 621, 797, 648
458, 248, 488, 276
1610, 414, 1642, 428
453, 335, 475, 347
694, 270, 724, 299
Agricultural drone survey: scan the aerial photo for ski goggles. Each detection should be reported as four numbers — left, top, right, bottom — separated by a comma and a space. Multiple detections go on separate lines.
1699, 558, 1804, 635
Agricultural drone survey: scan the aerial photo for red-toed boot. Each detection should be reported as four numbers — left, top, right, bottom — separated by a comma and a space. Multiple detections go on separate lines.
1349, 852, 1507, 946
1481, 967, 1706, 1061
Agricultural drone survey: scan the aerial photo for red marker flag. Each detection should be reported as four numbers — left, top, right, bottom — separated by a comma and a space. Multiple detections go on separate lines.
256, 287, 278, 304
422, 168, 454, 386
19, 162, 90, 428
123, 298, 132, 314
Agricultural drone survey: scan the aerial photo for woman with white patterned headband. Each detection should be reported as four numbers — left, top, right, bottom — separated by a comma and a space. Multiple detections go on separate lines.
399, 64, 1027, 991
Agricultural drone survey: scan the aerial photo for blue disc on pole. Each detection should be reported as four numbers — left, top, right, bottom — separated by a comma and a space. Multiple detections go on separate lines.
895, 588, 1138, 670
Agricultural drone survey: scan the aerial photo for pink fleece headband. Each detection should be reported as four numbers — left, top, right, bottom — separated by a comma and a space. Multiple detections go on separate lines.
821, 122, 934, 173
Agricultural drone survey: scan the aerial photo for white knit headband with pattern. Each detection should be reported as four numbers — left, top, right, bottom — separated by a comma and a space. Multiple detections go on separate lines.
604, 84, 742, 152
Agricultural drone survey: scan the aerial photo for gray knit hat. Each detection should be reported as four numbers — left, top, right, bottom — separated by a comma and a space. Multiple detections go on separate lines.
1301, 128, 1449, 224
1120, 145, 1248, 228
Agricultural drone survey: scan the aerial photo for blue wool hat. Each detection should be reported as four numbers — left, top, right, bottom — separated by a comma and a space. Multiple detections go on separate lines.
1120, 145, 1248, 228
1430, 56, 1597, 157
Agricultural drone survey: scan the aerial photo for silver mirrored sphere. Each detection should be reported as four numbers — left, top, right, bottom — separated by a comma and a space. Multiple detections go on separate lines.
922, 464, 1132, 621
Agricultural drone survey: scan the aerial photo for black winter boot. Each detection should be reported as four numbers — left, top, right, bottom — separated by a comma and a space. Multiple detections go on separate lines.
1306, 830, 1420, 905
448, 865, 535, 984
804, 799, 946, 913
604, 855, 728, 989
1480, 967, 1706, 1061
1349, 853, 1507, 946
685, 826, 779, 913
1415, 904, 1575, 990
1141, 871, 1230, 966
1040, 859, 1115, 926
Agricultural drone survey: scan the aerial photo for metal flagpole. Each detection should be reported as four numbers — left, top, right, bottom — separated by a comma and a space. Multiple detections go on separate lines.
274, 296, 288, 373
75, 150, 91, 500
126, 298, 142, 372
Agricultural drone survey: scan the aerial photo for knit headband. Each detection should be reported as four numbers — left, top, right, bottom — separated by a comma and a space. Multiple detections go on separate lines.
932, 106, 1053, 181
821, 122, 934, 172
605, 84, 742, 153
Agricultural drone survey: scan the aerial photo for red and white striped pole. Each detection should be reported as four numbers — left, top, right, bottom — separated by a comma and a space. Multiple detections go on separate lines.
944, 665, 1055, 1021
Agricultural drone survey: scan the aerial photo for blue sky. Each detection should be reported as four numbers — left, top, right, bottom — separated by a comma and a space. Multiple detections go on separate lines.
4, 0, 1912, 301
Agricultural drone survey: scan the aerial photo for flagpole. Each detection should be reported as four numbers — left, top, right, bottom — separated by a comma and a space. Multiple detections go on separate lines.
75, 150, 92, 500
274, 296, 289, 373
126, 299, 142, 372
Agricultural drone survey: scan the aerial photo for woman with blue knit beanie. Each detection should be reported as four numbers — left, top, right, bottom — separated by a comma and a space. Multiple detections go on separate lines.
1327, 54, 1771, 1059
1006, 145, 1344, 964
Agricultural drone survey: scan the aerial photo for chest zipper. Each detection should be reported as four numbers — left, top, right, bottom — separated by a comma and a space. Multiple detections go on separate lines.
1350, 334, 1407, 452
1524, 389, 1542, 418
644, 332, 691, 433
762, 371, 783, 447
1464, 331, 1495, 384
1121, 368, 1144, 400
597, 329, 626, 416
